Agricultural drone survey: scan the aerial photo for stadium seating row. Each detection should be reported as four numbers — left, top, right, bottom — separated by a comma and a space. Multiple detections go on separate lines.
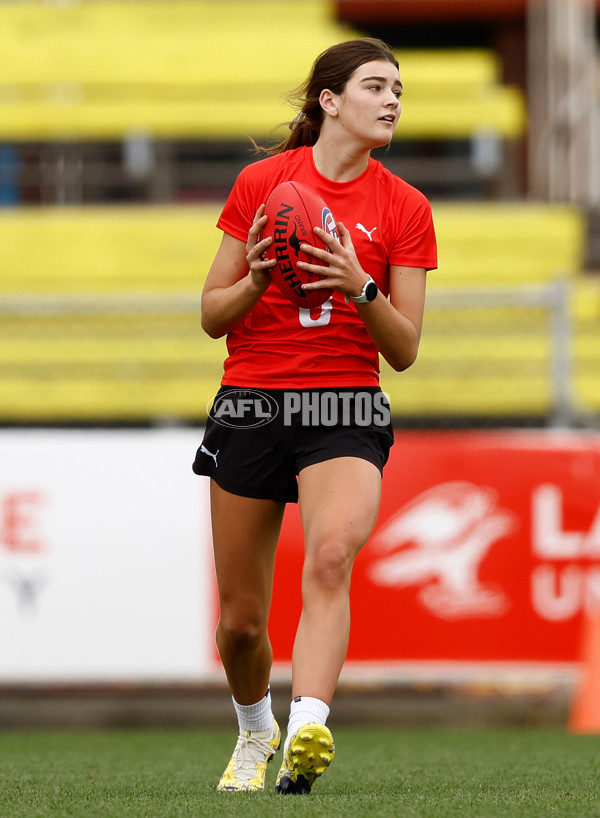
2, 288, 598, 421
0, 202, 595, 422
0, 206, 221, 293
0, 203, 585, 292
0, 1, 525, 141
382, 282, 600, 419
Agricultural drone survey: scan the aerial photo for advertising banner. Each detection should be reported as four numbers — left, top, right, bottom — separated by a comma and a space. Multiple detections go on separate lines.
0, 429, 211, 682
268, 431, 600, 664
2, 428, 599, 682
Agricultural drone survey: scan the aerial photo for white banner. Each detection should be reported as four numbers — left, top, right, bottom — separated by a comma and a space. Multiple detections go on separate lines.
0, 429, 214, 682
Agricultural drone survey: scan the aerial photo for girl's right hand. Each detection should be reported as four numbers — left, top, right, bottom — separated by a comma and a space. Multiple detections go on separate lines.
246, 204, 276, 287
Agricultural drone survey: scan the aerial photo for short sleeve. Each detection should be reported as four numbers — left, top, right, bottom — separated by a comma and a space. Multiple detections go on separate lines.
216, 163, 263, 243
389, 188, 438, 271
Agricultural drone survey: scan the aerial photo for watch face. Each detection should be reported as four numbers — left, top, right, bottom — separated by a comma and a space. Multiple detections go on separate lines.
365, 281, 378, 302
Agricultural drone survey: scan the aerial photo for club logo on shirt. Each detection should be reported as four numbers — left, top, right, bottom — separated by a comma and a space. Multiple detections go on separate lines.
322, 208, 339, 246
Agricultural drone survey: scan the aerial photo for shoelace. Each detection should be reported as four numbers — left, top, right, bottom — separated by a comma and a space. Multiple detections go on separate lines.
230, 734, 274, 781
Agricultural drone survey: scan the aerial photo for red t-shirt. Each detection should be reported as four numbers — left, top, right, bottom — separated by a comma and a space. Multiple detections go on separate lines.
216, 146, 437, 388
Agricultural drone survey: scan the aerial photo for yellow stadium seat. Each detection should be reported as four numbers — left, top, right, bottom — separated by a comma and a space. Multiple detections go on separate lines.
0, 205, 221, 293
380, 310, 556, 418
0, 1, 526, 141
380, 274, 598, 420
2, 203, 582, 295
572, 278, 600, 413
0, 307, 227, 421
0, 201, 591, 422
429, 203, 586, 286
379, 203, 589, 418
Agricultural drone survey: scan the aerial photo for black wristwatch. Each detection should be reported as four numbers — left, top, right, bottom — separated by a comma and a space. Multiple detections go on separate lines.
350, 276, 378, 304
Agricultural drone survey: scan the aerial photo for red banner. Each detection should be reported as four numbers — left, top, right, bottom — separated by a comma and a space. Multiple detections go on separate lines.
267, 431, 600, 663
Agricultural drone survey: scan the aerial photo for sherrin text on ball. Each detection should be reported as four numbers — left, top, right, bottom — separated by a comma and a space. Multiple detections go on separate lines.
263, 181, 339, 309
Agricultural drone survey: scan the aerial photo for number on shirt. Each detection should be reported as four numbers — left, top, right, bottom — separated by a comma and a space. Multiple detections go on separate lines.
298, 297, 333, 328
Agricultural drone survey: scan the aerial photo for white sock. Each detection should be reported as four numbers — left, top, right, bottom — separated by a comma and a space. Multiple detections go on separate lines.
285, 696, 330, 751
232, 687, 274, 734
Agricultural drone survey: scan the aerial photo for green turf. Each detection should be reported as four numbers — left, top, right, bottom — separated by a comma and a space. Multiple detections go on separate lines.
0, 728, 599, 818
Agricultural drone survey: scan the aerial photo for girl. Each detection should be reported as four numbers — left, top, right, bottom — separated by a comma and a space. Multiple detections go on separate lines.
194, 37, 437, 795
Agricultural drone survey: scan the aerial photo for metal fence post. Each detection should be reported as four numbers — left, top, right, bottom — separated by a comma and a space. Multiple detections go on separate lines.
548, 278, 574, 428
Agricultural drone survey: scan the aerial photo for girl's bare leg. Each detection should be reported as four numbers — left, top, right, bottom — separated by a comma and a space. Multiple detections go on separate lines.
210, 481, 285, 705
292, 457, 382, 703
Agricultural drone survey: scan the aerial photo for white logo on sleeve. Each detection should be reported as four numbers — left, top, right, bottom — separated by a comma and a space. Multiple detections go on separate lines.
356, 223, 378, 241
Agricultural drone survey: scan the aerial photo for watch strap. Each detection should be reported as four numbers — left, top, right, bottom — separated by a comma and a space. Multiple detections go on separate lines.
349, 276, 377, 304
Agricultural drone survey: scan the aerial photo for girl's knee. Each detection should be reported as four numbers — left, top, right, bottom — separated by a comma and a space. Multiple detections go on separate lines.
303, 538, 355, 593
217, 606, 267, 649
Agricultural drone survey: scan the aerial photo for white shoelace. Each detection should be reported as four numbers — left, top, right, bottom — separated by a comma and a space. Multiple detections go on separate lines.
230, 733, 274, 781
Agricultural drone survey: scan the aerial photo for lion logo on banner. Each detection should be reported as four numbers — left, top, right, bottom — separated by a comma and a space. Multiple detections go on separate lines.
368, 481, 516, 619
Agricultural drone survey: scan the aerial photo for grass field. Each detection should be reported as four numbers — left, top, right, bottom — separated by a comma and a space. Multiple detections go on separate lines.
1, 727, 599, 818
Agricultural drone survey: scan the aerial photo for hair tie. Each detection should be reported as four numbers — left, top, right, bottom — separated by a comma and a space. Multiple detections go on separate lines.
289, 112, 306, 131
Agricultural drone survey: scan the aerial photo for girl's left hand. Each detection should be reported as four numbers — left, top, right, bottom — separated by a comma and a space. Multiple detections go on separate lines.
297, 222, 370, 299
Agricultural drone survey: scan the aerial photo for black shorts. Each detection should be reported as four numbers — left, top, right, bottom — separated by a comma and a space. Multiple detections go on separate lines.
192, 386, 394, 504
